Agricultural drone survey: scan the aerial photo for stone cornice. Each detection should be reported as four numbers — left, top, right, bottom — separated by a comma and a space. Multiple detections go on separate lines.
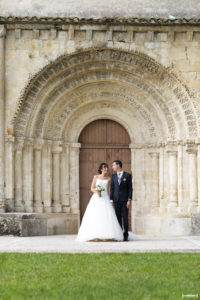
1, 16, 200, 26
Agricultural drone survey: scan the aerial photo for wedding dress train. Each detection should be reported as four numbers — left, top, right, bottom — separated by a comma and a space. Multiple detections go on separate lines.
76, 178, 139, 242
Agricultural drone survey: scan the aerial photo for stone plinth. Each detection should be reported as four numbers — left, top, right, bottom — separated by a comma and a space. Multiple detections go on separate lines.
134, 215, 200, 236
0, 213, 79, 236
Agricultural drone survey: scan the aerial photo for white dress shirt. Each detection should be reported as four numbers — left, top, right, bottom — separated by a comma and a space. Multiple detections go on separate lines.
117, 171, 123, 184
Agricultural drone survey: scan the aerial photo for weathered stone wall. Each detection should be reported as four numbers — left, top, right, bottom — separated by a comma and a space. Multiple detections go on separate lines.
4, 23, 200, 129
0, 20, 200, 235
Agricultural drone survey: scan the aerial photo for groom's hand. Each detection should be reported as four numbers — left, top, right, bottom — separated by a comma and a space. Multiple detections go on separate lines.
126, 200, 131, 209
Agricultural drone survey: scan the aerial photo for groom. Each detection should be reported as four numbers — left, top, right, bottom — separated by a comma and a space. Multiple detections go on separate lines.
110, 160, 133, 241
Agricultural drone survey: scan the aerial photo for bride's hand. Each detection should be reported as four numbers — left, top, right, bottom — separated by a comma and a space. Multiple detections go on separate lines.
94, 190, 101, 196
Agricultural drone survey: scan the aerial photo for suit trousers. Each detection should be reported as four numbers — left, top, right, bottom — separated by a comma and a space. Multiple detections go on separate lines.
113, 200, 129, 237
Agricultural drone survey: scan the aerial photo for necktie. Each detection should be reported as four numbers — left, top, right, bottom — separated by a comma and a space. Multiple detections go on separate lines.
117, 172, 121, 184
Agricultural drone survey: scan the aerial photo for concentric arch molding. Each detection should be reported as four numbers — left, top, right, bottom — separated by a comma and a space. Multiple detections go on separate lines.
42, 83, 171, 142
11, 48, 199, 142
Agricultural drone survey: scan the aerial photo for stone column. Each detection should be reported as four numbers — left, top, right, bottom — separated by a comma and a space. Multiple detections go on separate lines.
61, 143, 70, 212
167, 150, 178, 211
0, 25, 6, 212
69, 143, 81, 214
130, 147, 135, 201
129, 145, 136, 232
159, 145, 164, 203
177, 143, 184, 209
14, 139, 25, 212
34, 140, 43, 213
52, 144, 62, 213
42, 141, 52, 213
197, 144, 200, 212
23, 139, 34, 213
5, 135, 15, 211
186, 144, 198, 211
149, 152, 160, 212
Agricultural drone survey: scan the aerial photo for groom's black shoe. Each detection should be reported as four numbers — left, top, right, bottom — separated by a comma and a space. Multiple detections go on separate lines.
123, 236, 128, 241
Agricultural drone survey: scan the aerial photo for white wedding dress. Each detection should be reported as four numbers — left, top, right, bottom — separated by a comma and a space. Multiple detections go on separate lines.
76, 178, 139, 242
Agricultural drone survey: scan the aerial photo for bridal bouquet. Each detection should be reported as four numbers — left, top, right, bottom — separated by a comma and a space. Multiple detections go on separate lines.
95, 185, 105, 197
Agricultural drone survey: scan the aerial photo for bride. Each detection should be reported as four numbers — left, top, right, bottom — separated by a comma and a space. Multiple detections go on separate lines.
76, 162, 139, 242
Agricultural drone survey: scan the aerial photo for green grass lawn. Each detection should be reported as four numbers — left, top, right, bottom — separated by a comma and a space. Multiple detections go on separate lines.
0, 252, 199, 300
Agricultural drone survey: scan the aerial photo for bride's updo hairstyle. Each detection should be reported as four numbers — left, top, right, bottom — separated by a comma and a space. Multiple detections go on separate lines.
98, 163, 108, 174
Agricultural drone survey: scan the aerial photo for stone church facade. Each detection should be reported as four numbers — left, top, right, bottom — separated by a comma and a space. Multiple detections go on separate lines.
0, 12, 200, 236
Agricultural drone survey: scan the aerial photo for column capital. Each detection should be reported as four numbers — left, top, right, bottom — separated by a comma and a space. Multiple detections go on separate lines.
62, 142, 70, 149
129, 142, 165, 149
186, 139, 195, 144
70, 142, 81, 148
158, 142, 166, 148
149, 152, 159, 157
186, 143, 198, 153
5, 135, 15, 143
166, 143, 178, 153
34, 139, 44, 150
52, 146, 62, 153
129, 143, 142, 149
24, 138, 34, 147
52, 141, 62, 152
176, 140, 185, 146
43, 139, 53, 147
0, 25, 6, 38
15, 138, 25, 151
167, 150, 178, 156
195, 138, 200, 145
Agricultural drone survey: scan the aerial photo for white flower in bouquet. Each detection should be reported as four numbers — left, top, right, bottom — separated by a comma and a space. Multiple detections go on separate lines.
95, 185, 105, 197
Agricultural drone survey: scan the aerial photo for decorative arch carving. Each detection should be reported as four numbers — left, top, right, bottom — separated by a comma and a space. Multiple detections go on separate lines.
11, 48, 198, 142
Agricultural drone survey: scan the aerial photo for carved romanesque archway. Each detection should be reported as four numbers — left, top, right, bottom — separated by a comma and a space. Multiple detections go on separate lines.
12, 48, 199, 141
6, 48, 200, 235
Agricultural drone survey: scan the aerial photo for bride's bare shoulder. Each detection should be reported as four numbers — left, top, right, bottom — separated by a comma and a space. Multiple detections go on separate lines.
91, 175, 99, 185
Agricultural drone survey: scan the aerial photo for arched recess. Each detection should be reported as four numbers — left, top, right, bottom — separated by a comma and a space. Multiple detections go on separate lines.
6, 48, 200, 235
78, 118, 132, 232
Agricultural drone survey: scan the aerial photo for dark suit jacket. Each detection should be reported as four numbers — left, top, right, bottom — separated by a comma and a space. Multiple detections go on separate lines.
110, 171, 133, 202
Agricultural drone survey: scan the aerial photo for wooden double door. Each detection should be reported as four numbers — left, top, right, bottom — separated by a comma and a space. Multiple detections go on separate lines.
79, 119, 132, 229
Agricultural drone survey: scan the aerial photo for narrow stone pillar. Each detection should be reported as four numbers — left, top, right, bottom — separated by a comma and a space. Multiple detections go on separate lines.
197, 144, 200, 212
23, 139, 34, 213
0, 25, 6, 212
167, 150, 178, 210
149, 152, 160, 211
129, 145, 136, 232
130, 147, 135, 202
52, 144, 62, 213
14, 139, 25, 212
159, 145, 164, 202
61, 143, 70, 212
186, 144, 198, 211
5, 135, 15, 211
42, 141, 52, 213
34, 140, 43, 213
177, 143, 184, 209
69, 143, 81, 213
